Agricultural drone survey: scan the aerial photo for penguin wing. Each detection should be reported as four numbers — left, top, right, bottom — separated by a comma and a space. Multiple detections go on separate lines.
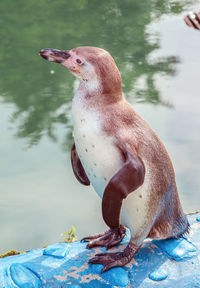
71, 142, 90, 186
102, 144, 145, 228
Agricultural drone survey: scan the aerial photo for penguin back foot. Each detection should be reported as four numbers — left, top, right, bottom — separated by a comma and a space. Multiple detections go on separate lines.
82, 225, 126, 249
89, 241, 141, 273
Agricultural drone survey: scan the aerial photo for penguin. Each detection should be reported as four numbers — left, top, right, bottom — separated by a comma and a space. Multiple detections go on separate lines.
39, 47, 189, 273
184, 11, 200, 30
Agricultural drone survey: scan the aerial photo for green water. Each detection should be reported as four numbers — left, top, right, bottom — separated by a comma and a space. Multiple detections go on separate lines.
0, 0, 200, 253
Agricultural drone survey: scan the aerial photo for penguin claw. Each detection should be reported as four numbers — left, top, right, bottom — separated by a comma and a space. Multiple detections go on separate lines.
89, 251, 128, 273
82, 225, 126, 249
105, 235, 124, 249
81, 231, 108, 242
89, 242, 141, 273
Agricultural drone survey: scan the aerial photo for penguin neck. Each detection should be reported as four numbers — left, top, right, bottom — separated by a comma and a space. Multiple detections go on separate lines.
74, 78, 123, 109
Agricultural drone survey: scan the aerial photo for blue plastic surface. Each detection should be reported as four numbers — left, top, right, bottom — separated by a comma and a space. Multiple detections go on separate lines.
0, 213, 200, 287
43, 243, 70, 258
153, 237, 196, 261
148, 268, 168, 281
10, 264, 42, 288
196, 216, 200, 222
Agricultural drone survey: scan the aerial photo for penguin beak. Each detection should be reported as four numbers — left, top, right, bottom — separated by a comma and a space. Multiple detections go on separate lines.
39, 48, 70, 64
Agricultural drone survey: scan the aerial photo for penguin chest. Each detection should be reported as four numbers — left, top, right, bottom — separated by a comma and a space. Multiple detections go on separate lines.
72, 109, 123, 198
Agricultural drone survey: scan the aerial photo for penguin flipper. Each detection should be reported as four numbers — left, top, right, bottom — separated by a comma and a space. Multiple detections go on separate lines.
102, 145, 145, 228
71, 142, 90, 186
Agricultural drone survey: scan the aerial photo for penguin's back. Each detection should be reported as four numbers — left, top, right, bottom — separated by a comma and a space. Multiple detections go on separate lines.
101, 99, 189, 240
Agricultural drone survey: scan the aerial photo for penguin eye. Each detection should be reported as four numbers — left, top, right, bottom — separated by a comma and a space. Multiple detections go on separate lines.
76, 58, 82, 65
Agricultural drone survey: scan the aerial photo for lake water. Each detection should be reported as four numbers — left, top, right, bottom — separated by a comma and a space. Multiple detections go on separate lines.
0, 0, 200, 253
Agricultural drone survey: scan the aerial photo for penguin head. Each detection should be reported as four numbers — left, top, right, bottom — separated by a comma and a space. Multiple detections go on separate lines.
39, 46, 122, 94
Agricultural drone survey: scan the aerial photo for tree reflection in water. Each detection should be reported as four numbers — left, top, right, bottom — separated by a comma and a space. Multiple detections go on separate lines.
0, 0, 194, 147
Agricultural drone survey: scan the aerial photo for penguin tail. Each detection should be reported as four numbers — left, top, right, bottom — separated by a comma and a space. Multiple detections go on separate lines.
168, 214, 190, 239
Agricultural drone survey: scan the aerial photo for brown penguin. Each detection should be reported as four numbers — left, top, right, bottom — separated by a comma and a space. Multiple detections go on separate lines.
39, 47, 189, 273
184, 11, 200, 30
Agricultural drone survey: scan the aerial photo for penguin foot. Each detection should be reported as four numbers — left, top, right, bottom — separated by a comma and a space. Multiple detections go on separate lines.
82, 225, 126, 249
89, 241, 141, 273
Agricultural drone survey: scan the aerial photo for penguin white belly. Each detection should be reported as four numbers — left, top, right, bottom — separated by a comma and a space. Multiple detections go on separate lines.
73, 109, 123, 198
72, 100, 152, 240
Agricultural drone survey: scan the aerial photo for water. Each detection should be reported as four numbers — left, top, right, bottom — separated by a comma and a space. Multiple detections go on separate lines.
0, 0, 200, 253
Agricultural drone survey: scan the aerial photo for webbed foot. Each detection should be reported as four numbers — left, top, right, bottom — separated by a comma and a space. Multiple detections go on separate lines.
82, 225, 126, 249
89, 241, 141, 273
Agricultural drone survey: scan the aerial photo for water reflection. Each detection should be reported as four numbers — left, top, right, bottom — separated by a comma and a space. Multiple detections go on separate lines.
0, 0, 193, 147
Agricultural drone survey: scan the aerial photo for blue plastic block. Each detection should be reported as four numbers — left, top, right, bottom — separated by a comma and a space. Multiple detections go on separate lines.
43, 243, 70, 258
0, 213, 199, 287
153, 238, 197, 260
10, 264, 42, 288
149, 268, 168, 281
91, 263, 130, 287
